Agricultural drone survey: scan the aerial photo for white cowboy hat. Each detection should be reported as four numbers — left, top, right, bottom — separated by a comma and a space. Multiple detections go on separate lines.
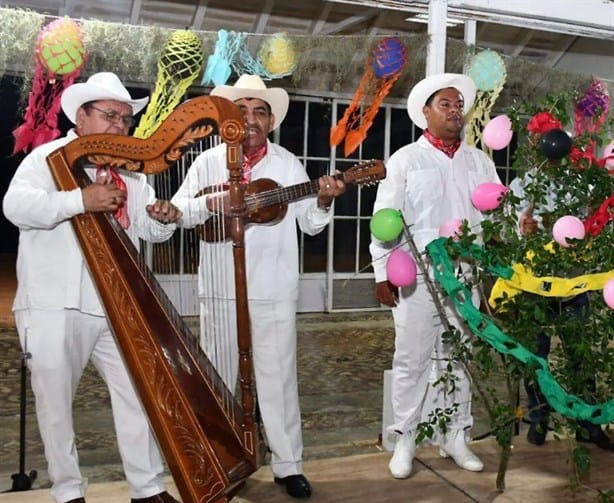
61, 72, 149, 124
211, 74, 289, 129
406, 73, 476, 130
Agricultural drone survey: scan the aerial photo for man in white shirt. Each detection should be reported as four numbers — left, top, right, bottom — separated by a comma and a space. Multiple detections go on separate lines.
3, 72, 182, 503
172, 74, 345, 499
370, 73, 502, 479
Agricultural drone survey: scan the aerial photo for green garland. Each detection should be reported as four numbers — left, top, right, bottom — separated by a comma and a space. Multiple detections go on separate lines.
426, 236, 614, 424
0, 6, 599, 113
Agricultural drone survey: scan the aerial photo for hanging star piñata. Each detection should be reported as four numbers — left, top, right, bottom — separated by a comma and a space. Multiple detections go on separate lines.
330, 37, 408, 157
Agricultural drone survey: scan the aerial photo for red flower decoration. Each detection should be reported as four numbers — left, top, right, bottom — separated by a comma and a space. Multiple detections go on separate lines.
569, 145, 606, 170
526, 112, 563, 135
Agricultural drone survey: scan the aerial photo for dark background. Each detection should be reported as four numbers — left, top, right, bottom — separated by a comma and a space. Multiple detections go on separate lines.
1, 75, 27, 253
0, 75, 150, 254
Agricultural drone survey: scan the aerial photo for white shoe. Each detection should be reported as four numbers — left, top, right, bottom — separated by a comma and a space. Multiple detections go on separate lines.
389, 431, 416, 479
439, 430, 484, 472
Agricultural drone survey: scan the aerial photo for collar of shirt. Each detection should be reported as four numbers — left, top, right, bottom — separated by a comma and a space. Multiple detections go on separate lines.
423, 129, 461, 159
242, 143, 268, 183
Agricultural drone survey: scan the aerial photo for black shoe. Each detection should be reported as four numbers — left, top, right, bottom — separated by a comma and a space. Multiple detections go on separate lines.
274, 474, 312, 499
576, 426, 614, 451
131, 491, 181, 503
527, 421, 548, 446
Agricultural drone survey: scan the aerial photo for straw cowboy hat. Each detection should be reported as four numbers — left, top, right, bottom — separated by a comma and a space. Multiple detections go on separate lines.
406, 73, 476, 130
61, 72, 149, 124
211, 74, 289, 129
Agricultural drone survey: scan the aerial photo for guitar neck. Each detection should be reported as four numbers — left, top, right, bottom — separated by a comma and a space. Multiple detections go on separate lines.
253, 173, 344, 207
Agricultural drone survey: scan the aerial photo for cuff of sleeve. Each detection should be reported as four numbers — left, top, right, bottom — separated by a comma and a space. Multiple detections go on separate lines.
150, 220, 177, 241
373, 267, 387, 283
177, 196, 211, 228
312, 203, 332, 224
71, 188, 85, 216
308, 206, 332, 227
316, 204, 331, 212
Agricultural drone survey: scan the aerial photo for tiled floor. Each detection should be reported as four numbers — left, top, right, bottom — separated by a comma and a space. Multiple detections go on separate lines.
2, 254, 614, 502
0, 311, 398, 490
0, 304, 501, 493
0, 252, 397, 488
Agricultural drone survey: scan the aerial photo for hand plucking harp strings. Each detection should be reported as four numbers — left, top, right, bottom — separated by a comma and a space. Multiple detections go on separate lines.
82, 169, 127, 213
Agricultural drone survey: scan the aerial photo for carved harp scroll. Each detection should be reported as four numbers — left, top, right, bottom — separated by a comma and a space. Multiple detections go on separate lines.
45, 96, 257, 503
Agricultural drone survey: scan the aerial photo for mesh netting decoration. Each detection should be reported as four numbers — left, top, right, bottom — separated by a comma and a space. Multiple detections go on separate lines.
201, 29, 240, 86
464, 49, 507, 150
134, 29, 204, 139
202, 30, 297, 87
330, 36, 408, 157
12, 17, 87, 154
257, 32, 297, 77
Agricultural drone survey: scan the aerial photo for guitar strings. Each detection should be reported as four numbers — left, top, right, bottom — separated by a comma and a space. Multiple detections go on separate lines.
242, 161, 381, 209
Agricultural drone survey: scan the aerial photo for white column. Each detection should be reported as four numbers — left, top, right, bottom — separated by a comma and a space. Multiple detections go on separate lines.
463, 19, 477, 72
426, 0, 448, 76
464, 19, 477, 46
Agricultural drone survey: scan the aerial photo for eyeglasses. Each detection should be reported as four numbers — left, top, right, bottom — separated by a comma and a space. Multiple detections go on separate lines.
89, 105, 136, 128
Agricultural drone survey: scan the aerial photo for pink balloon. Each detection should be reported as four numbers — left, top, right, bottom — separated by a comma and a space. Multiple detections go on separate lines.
552, 215, 586, 247
603, 139, 614, 168
439, 218, 463, 240
471, 183, 508, 211
386, 249, 417, 287
482, 115, 513, 150
604, 278, 614, 310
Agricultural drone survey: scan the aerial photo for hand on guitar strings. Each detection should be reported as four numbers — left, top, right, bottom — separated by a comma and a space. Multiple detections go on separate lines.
317, 174, 345, 210
205, 189, 231, 215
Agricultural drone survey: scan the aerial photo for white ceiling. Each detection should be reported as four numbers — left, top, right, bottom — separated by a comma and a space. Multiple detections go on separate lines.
5, 0, 614, 83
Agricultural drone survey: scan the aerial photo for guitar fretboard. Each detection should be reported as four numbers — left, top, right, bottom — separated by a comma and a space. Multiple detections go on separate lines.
249, 174, 344, 208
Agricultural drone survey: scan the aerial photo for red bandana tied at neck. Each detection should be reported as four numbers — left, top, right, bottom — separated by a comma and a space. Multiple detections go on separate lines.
241, 143, 267, 183
97, 167, 130, 229
423, 129, 461, 159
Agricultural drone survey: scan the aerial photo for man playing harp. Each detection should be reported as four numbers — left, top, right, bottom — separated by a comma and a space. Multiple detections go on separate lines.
171, 74, 345, 499
3, 72, 182, 503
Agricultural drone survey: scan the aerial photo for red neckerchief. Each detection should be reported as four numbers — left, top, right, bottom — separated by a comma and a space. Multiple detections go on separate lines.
96, 167, 130, 229
423, 129, 461, 159
242, 143, 267, 183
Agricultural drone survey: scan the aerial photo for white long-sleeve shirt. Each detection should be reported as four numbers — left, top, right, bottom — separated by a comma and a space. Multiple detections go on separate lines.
172, 140, 331, 301
3, 130, 176, 315
370, 136, 501, 282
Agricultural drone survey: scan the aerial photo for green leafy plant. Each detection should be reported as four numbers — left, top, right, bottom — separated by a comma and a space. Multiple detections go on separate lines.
474, 84, 612, 491
417, 81, 613, 493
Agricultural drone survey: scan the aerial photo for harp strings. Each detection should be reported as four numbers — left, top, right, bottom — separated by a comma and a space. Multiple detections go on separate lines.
145, 135, 240, 421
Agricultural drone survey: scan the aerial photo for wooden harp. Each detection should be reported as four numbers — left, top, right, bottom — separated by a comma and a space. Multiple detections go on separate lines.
45, 96, 259, 503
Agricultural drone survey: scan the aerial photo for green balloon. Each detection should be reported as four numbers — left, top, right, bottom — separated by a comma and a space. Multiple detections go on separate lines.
370, 208, 403, 242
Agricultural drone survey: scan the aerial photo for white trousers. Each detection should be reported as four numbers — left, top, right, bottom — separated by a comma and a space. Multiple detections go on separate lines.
15, 309, 166, 503
388, 275, 474, 436
201, 298, 303, 478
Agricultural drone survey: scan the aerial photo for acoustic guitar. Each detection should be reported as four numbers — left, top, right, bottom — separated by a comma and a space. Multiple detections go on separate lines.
198, 159, 385, 242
